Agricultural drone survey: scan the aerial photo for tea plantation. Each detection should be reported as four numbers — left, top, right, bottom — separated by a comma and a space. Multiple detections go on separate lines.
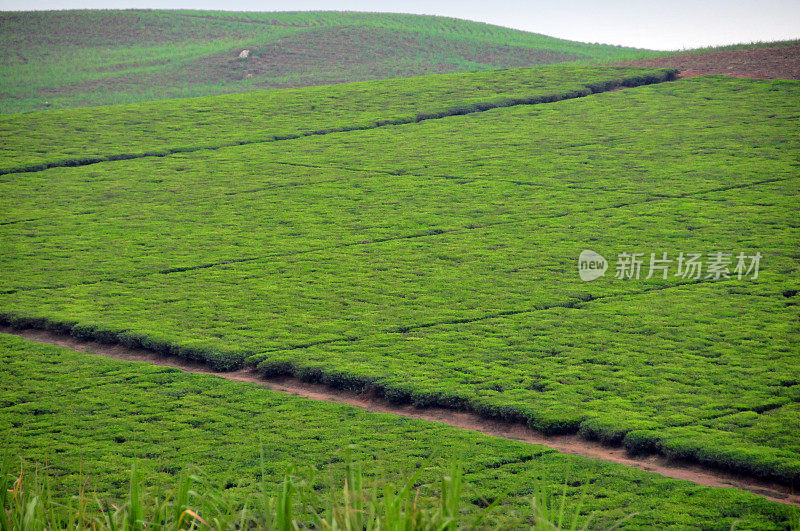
1, 63, 798, 526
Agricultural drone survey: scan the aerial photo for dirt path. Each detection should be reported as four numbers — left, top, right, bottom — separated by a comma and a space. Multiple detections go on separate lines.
617, 43, 800, 80
3, 326, 798, 507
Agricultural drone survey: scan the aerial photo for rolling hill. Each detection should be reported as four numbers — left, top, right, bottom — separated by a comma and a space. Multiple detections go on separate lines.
0, 10, 657, 113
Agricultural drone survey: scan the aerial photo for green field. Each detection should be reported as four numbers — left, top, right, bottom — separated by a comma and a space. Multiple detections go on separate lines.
0, 10, 658, 114
2, 333, 796, 528
1, 22, 799, 527
2, 66, 798, 487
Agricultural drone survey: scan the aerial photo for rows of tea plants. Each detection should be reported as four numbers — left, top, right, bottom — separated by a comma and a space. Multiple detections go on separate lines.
1, 77, 792, 292
0, 65, 674, 174
2, 177, 795, 348
1, 333, 794, 528
1, 75, 797, 482
250, 277, 799, 481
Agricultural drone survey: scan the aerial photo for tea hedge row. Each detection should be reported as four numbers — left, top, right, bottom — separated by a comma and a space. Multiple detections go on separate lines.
248, 278, 800, 484
0, 333, 794, 528
241, 76, 800, 194
0, 160, 650, 292
1, 138, 795, 351
3, 178, 795, 355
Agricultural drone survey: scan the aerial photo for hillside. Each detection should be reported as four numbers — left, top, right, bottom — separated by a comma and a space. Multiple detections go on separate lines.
0, 333, 794, 528
0, 10, 656, 113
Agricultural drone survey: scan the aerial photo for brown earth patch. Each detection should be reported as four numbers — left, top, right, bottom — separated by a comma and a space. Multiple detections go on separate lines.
197, 26, 585, 88
3, 325, 799, 508
618, 43, 800, 80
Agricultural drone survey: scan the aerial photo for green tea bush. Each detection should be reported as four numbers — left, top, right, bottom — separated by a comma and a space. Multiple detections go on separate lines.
622, 431, 660, 456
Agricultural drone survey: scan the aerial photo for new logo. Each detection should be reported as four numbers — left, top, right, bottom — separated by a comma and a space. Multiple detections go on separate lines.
578, 249, 608, 282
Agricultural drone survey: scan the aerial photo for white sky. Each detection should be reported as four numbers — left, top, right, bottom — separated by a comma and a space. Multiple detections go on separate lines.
1, 0, 799, 51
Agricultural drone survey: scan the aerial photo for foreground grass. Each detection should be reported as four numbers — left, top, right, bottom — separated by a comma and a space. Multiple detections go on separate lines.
1, 457, 623, 530
1, 334, 795, 528
0, 10, 659, 114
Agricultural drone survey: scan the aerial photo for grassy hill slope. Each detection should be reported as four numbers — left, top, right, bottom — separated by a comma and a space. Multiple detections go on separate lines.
0, 10, 656, 113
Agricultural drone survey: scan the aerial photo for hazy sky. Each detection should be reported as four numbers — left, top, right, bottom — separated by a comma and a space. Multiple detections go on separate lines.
1, 0, 798, 50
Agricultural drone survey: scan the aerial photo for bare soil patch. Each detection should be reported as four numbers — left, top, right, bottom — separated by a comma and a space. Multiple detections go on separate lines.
618, 43, 800, 80
3, 325, 798, 507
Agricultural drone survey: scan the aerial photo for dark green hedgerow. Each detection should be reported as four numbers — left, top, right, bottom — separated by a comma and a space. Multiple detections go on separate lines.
623, 429, 800, 484
0, 313, 245, 372
578, 419, 652, 447
255, 355, 582, 434
4, 281, 800, 485
0, 309, 582, 433
412, 69, 678, 122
